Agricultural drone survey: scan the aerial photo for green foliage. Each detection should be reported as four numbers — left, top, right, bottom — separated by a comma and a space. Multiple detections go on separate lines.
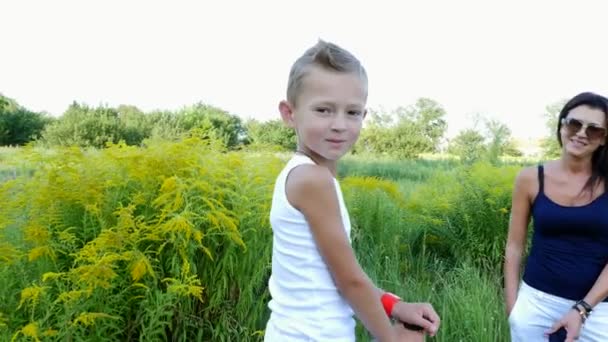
358, 123, 429, 158
405, 161, 519, 268
0, 148, 525, 341
176, 103, 245, 148
341, 172, 510, 341
447, 129, 487, 163
541, 99, 567, 159
485, 119, 522, 161
502, 141, 524, 158
0, 137, 283, 341
116, 105, 151, 145
146, 110, 184, 140
356, 98, 448, 158
338, 156, 459, 182
244, 119, 296, 151
41, 102, 125, 148
0, 95, 52, 146
405, 98, 448, 152
40, 102, 246, 149
449, 118, 523, 164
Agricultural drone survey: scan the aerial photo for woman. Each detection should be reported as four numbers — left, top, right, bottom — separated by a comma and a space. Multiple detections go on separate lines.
504, 92, 608, 341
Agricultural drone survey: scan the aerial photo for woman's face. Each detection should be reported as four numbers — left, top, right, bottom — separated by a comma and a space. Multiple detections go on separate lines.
560, 105, 607, 157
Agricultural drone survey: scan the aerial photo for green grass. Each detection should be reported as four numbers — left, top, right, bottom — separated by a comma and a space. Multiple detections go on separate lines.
0, 146, 40, 182
0, 146, 523, 341
339, 155, 460, 182
342, 169, 512, 341
0, 147, 18, 182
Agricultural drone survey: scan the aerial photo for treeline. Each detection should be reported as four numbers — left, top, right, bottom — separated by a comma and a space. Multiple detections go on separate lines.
0, 94, 561, 159
0, 96, 53, 146
0, 95, 293, 151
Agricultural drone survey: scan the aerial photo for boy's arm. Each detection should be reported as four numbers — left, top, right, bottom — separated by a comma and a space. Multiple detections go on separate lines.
287, 164, 395, 342
373, 287, 440, 337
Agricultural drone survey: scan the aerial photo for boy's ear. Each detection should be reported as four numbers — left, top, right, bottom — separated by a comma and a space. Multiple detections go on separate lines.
279, 100, 296, 128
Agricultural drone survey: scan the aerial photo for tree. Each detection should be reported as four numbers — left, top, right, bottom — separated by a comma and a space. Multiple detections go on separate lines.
41, 102, 123, 148
40, 101, 246, 149
0, 94, 52, 146
540, 99, 567, 158
245, 119, 296, 151
447, 129, 487, 163
449, 117, 522, 163
366, 107, 395, 127
405, 98, 448, 153
117, 105, 149, 145
147, 110, 183, 140
356, 98, 448, 158
176, 103, 245, 148
484, 119, 521, 161
502, 140, 524, 157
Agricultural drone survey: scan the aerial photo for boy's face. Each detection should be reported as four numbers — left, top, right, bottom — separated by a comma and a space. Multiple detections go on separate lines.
280, 66, 367, 164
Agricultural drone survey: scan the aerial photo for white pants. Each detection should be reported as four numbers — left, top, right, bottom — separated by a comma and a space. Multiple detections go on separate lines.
263, 312, 356, 342
509, 281, 608, 341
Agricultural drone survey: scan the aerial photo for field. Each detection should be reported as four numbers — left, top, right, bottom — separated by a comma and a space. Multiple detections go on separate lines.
0, 141, 537, 341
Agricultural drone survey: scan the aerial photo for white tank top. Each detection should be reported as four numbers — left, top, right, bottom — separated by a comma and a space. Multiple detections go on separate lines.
266, 154, 355, 340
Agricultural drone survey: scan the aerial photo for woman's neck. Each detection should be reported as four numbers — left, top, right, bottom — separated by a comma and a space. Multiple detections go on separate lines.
559, 153, 592, 175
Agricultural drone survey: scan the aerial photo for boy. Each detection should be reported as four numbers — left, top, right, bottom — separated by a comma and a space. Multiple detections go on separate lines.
264, 39, 440, 341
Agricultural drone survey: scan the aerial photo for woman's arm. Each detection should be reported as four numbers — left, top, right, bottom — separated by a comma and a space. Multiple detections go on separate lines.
545, 262, 608, 341
286, 164, 396, 342
503, 167, 534, 315
582, 264, 608, 307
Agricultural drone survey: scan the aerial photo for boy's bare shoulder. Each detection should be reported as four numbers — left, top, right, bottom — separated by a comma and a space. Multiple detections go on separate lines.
288, 164, 334, 190
285, 164, 335, 209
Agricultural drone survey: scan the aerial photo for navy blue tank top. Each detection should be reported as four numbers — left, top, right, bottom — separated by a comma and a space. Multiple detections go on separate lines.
523, 165, 608, 301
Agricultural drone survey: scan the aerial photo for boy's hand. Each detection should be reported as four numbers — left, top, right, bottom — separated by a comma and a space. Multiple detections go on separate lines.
394, 322, 425, 341
392, 302, 440, 337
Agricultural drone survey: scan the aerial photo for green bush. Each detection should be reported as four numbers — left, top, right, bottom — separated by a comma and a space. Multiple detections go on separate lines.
405, 161, 519, 268
1, 149, 518, 341
0, 137, 282, 341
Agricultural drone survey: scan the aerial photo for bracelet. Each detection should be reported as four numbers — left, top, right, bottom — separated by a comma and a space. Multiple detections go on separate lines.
576, 300, 593, 314
381, 292, 401, 317
571, 304, 589, 324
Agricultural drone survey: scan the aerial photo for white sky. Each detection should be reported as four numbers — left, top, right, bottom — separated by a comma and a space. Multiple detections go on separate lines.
2, 0, 607, 140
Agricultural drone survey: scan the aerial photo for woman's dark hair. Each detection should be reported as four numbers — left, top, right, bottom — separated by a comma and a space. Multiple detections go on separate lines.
556, 91, 608, 195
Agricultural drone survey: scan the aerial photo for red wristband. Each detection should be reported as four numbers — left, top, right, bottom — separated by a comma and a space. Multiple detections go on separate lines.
381, 292, 401, 317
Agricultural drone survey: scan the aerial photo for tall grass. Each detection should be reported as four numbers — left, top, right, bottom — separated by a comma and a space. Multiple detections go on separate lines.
0, 138, 283, 341
0, 144, 524, 341
342, 171, 512, 341
0, 146, 20, 182
338, 155, 460, 182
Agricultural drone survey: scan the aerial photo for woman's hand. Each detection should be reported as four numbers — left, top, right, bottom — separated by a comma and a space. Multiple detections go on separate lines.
391, 302, 440, 337
545, 309, 584, 342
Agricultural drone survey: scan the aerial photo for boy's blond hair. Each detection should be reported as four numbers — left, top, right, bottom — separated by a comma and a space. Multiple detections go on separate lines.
286, 39, 368, 106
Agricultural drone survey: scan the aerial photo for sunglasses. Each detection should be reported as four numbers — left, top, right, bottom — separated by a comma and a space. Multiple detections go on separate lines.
561, 117, 607, 140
